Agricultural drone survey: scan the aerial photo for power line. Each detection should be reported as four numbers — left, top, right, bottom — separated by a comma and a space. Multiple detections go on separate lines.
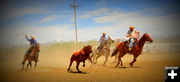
70, 0, 80, 46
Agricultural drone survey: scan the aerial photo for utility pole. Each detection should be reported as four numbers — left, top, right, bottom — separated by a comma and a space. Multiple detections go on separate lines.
70, 0, 80, 46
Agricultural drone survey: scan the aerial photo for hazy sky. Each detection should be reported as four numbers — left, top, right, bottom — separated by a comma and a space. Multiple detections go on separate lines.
0, 0, 180, 46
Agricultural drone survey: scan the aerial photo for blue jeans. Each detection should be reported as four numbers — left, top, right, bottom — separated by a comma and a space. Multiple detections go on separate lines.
129, 38, 135, 48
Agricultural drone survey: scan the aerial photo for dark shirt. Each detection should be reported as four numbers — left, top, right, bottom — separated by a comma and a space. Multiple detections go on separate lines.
26, 36, 37, 46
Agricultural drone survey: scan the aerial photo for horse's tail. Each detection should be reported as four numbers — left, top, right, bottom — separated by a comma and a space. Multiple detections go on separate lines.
111, 48, 118, 57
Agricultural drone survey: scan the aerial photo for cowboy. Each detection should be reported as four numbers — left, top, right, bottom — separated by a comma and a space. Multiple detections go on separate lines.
125, 26, 140, 50
98, 32, 108, 54
25, 35, 39, 60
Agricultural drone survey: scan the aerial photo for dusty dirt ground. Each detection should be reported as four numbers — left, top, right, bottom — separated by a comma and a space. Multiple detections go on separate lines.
0, 46, 180, 82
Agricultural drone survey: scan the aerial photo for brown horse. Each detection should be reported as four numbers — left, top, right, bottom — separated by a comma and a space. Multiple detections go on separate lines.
21, 43, 40, 69
111, 33, 153, 67
67, 45, 92, 73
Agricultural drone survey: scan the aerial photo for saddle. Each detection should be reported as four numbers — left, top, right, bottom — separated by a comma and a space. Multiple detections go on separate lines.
123, 40, 137, 53
124, 39, 138, 46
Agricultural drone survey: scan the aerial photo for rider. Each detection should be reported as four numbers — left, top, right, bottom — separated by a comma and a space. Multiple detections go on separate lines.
98, 32, 108, 54
25, 35, 39, 60
125, 26, 140, 50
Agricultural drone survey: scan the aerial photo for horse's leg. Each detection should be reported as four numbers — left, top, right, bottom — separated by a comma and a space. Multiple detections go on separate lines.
103, 52, 110, 66
115, 53, 123, 67
76, 61, 81, 73
92, 53, 96, 63
94, 54, 101, 64
83, 60, 86, 67
120, 58, 123, 66
103, 56, 108, 66
129, 54, 138, 67
34, 61, 37, 68
26, 59, 32, 69
21, 58, 25, 65
92, 50, 97, 63
129, 57, 136, 67
29, 61, 32, 68
27, 59, 32, 69
27, 61, 30, 69
21, 59, 26, 69
67, 60, 73, 72
115, 57, 120, 67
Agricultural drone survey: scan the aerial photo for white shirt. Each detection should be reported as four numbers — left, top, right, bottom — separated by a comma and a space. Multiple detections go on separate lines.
125, 29, 140, 40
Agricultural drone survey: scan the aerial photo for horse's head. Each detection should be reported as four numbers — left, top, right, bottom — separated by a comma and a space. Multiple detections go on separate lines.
83, 45, 92, 54
142, 33, 153, 43
107, 37, 115, 43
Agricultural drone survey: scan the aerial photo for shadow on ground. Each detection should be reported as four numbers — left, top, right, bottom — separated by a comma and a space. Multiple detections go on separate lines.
68, 70, 89, 74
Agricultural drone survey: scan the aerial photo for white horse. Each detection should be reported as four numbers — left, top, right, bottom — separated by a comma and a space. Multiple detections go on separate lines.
91, 37, 114, 65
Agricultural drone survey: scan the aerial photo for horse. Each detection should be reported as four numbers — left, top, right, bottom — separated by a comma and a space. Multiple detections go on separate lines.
112, 39, 121, 63
67, 45, 93, 73
111, 33, 153, 67
21, 43, 40, 69
91, 37, 114, 65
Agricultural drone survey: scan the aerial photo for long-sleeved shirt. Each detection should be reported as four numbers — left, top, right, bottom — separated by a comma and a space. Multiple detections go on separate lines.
126, 29, 140, 40
99, 35, 108, 43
